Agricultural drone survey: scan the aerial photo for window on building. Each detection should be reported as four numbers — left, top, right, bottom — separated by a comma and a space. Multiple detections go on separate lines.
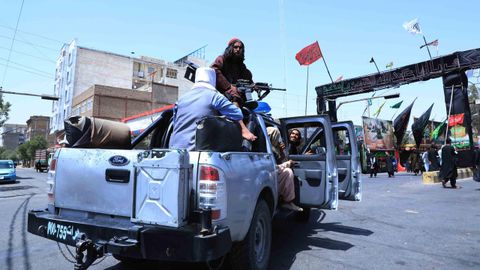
147, 67, 155, 74
166, 68, 177, 79
80, 102, 87, 113
86, 98, 93, 111
66, 71, 70, 83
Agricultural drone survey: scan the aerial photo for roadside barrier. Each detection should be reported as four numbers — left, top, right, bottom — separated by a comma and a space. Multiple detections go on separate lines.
422, 168, 474, 184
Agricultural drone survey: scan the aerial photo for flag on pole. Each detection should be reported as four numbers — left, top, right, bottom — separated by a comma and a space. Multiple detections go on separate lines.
373, 101, 386, 118
393, 100, 416, 147
411, 103, 434, 147
295, 41, 323, 66
448, 113, 465, 126
420, 39, 439, 49
403, 18, 422, 34
431, 119, 447, 141
390, 100, 403, 109
386, 62, 394, 68
369, 57, 375, 63
334, 75, 343, 83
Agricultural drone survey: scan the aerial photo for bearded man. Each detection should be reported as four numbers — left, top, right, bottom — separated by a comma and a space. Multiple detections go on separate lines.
211, 38, 253, 106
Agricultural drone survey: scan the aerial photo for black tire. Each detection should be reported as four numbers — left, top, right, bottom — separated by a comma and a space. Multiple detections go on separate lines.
294, 207, 311, 223
230, 199, 272, 270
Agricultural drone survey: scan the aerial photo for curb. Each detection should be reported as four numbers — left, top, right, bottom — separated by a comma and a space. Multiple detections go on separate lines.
422, 168, 474, 184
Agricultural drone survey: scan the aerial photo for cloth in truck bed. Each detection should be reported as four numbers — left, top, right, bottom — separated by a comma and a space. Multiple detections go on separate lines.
64, 116, 131, 149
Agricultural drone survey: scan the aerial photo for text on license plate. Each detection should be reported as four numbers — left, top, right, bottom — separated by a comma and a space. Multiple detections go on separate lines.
46, 221, 80, 241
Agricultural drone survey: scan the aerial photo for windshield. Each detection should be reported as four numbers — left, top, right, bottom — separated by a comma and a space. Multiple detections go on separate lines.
0, 162, 13, 169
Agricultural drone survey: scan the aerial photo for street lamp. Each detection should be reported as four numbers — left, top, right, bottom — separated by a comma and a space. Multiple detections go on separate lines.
336, 93, 400, 110
0, 88, 59, 101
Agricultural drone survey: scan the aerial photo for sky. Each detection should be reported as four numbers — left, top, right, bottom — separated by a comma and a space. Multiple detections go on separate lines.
0, 0, 479, 127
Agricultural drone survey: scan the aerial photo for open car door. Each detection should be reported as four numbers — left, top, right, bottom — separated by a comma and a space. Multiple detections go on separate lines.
331, 121, 362, 201
280, 115, 338, 210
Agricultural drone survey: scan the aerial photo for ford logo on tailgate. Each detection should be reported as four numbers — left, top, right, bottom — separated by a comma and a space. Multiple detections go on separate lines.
108, 155, 130, 166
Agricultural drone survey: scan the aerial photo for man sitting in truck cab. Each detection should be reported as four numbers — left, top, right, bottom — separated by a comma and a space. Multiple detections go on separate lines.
169, 67, 256, 150
267, 127, 303, 212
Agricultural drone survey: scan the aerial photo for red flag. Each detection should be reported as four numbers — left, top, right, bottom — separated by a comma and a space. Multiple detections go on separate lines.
448, 113, 464, 126
295, 41, 323, 66
334, 75, 343, 82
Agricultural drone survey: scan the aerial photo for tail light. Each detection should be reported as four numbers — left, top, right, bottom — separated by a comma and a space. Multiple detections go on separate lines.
198, 165, 227, 221
47, 157, 57, 210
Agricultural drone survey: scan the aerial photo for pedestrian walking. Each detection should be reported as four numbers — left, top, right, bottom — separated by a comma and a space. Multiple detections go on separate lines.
409, 150, 423, 176
367, 150, 378, 178
473, 146, 480, 182
439, 138, 458, 188
428, 143, 440, 171
385, 152, 395, 177
422, 150, 429, 172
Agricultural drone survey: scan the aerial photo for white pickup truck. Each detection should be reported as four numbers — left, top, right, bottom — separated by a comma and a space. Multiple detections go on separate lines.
28, 110, 361, 270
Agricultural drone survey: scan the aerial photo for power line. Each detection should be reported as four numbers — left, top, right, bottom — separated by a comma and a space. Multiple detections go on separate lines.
1, 0, 26, 86
0, 45, 56, 63
0, 33, 58, 52
0, 23, 64, 44
0, 62, 53, 79
0, 56, 53, 76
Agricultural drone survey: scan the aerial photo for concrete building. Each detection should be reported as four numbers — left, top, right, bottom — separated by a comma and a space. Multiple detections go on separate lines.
0, 124, 27, 150
71, 84, 178, 122
26, 116, 56, 146
51, 40, 206, 137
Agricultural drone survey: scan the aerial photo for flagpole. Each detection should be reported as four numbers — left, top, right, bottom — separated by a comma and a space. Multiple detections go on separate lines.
391, 108, 400, 121
305, 66, 309, 115
422, 35, 432, 60
444, 85, 454, 141
321, 57, 334, 83
373, 60, 380, 73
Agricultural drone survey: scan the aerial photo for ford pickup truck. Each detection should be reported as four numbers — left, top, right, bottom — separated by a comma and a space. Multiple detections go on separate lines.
28, 109, 361, 270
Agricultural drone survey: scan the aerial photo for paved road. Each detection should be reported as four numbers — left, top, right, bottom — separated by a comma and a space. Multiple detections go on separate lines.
1, 168, 479, 270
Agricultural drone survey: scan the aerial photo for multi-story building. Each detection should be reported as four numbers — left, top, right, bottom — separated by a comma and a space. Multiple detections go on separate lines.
26, 116, 56, 146
71, 83, 178, 122
51, 40, 206, 139
0, 124, 27, 150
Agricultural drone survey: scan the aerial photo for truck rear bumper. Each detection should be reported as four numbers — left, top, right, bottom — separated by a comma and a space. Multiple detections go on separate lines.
28, 209, 232, 262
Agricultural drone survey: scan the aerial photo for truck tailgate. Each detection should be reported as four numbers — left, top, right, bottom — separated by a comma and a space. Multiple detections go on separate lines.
55, 148, 143, 217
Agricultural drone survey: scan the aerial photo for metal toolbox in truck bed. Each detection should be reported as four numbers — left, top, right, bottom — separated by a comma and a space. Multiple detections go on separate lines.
132, 149, 191, 228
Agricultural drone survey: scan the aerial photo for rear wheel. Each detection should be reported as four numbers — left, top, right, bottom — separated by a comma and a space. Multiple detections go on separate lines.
230, 199, 272, 270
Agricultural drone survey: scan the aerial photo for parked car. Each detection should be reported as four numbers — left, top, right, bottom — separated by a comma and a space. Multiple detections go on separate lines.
0, 160, 16, 183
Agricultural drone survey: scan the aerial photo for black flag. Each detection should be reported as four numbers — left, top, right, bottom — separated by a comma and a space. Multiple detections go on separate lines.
411, 103, 434, 147
393, 100, 415, 148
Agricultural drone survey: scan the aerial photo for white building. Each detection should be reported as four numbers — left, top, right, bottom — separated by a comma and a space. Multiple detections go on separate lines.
51, 40, 207, 134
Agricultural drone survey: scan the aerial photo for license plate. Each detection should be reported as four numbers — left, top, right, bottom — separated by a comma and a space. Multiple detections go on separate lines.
46, 221, 80, 242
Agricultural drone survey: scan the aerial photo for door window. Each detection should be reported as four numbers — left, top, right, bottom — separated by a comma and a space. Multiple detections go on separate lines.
286, 122, 326, 156
333, 128, 351, 155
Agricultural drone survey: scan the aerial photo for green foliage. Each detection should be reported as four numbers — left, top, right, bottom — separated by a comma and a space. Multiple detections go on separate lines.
469, 84, 479, 135
0, 95, 11, 127
16, 136, 48, 161
0, 149, 18, 160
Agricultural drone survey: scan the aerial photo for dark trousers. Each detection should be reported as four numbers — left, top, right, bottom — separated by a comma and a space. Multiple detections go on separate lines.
369, 167, 377, 177
444, 178, 457, 187
388, 171, 394, 177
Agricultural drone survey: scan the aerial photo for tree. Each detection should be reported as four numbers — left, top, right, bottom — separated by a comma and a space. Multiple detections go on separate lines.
0, 95, 11, 127
468, 84, 479, 136
27, 136, 48, 160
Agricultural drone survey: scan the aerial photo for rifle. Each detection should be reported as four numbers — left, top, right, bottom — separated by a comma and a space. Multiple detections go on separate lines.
236, 79, 286, 102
